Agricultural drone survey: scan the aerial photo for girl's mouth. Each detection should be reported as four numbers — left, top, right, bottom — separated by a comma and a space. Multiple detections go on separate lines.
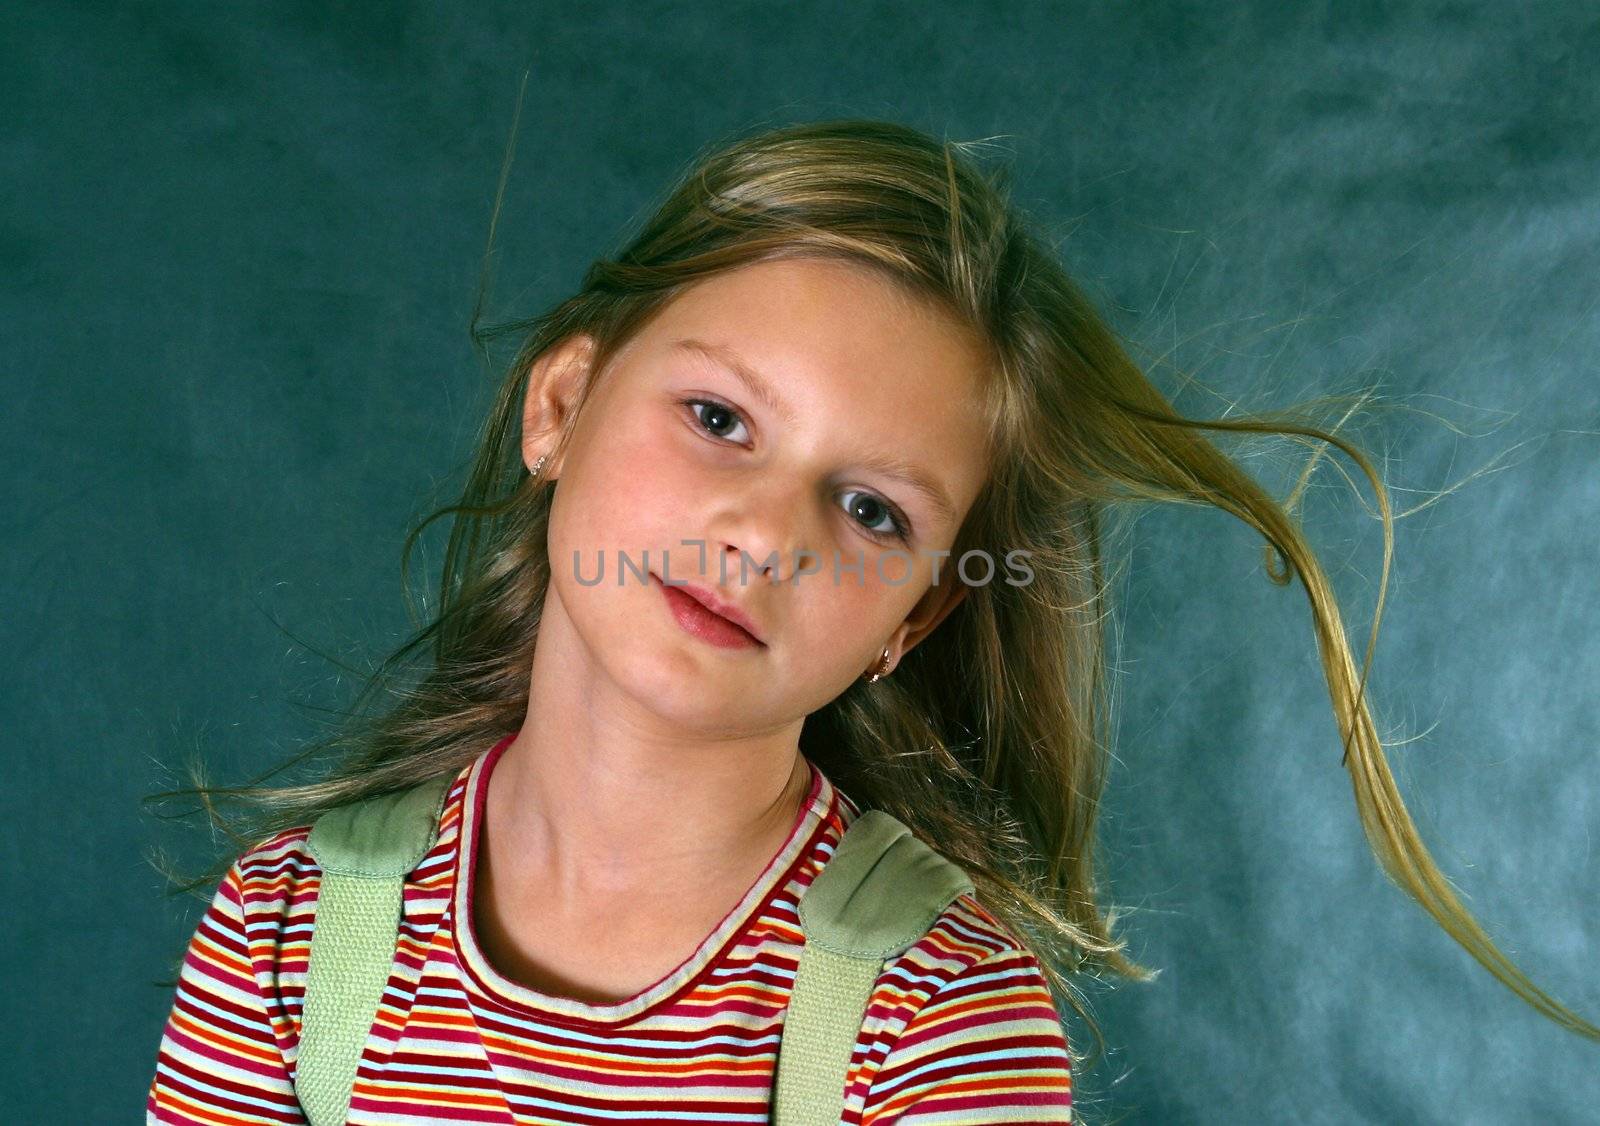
650, 572, 766, 650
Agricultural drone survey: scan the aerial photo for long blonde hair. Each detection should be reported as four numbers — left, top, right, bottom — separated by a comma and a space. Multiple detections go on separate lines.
145, 116, 1599, 1112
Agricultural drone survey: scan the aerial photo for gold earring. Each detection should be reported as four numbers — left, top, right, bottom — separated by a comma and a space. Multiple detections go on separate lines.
864, 646, 892, 684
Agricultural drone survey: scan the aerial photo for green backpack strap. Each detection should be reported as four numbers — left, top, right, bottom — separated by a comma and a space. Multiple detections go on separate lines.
291, 781, 966, 1126
295, 774, 453, 1126
773, 809, 975, 1126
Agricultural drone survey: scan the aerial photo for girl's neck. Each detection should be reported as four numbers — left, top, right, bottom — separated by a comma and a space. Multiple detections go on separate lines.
483, 725, 813, 906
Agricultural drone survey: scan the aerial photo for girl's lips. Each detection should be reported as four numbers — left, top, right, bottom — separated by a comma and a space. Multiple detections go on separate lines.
651, 573, 766, 650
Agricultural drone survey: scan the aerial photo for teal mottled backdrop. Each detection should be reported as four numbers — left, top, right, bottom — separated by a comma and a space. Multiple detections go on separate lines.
4, 2, 1596, 1122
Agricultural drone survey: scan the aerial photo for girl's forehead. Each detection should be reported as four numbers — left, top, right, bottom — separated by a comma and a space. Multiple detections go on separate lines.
666, 253, 958, 333
638, 257, 987, 394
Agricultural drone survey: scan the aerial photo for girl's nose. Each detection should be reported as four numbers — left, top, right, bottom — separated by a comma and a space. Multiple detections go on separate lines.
712, 479, 818, 586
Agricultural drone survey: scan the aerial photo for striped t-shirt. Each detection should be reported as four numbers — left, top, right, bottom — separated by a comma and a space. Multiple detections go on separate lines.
147, 734, 1074, 1123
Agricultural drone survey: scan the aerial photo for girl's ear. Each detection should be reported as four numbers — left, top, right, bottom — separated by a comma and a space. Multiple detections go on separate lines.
521, 333, 596, 478
887, 567, 970, 665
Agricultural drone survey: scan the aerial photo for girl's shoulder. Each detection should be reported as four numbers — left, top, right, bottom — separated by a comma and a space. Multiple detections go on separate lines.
240, 822, 317, 867
223, 823, 321, 922
823, 798, 1051, 988
230, 769, 469, 915
859, 884, 1075, 1115
900, 883, 1052, 980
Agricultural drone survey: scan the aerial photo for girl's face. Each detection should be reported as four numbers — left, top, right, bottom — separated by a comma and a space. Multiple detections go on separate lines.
524, 254, 992, 738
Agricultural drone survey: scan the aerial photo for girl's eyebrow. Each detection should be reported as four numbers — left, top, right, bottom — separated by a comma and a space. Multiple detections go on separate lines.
853, 450, 958, 526
671, 337, 797, 425
668, 336, 957, 526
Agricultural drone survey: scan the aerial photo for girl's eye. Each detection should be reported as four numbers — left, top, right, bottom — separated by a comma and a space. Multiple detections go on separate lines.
683, 398, 752, 445
681, 397, 912, 544
840, 489, 911, 544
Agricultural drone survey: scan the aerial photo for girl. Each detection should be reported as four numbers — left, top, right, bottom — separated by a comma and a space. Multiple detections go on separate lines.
144, 118, 1597, 1125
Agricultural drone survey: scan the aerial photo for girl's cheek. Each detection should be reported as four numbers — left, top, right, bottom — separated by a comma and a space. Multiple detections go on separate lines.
632, 414, 703, 498
828, 561, 892, 615
594, 419, 685, 516
855, 550, 916, 598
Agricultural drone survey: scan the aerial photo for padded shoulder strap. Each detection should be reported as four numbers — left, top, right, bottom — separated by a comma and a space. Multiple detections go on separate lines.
773, 809, 974, 1125
295, 774, 453, 1126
